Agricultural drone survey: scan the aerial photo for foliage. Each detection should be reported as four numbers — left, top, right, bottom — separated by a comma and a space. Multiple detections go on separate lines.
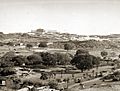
22, 80, 34, 88
101, 51, 108, 58
35, 52, 72, 66
71, 51, 100, 72
75, 49, 89, 56
27, 54, 43, 65
118, 54, 120, 58
92, 56, 101, 67
12, 78, 21, 89
0, 67, 16, 76
64, 43, 73, 51
38, 42, 47, 47
56, 79, 62, 83
26, 44, 33, 49
48, 81, 58, 89
71, 54, 93, 72
40, 72, 48, 80
55, 53, 72, 65
0, 51, 15, 67
22, 80, 44, 88
11, 55, 28, 66
6, 42, 14, 46
40, 52, 57, 66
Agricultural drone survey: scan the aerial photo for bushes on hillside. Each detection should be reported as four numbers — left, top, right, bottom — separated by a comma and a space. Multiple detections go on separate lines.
0, 68, 16, 76
12, 55, 28, 66
48, 81, 58, 89
38, 42, 48, 48
27, 54, 43, 65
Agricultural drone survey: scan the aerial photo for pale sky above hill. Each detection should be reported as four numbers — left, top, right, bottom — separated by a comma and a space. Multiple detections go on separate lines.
0, 0, 120, 35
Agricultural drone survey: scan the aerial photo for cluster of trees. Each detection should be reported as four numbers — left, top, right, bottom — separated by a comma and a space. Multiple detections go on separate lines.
0, 49, 110, 75
26, 42, 48, 49
35, 52, 72, 66
0, 51, 72, 68
53, 40, 113, 49
100, 51, 119, 65
64, 43, 73, 51
0, 67, 16, 76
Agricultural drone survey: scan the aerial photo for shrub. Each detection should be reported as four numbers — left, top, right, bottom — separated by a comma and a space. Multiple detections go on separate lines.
40, 72, 48, 80
48, 81, 58, 89
38, 42, 47, 47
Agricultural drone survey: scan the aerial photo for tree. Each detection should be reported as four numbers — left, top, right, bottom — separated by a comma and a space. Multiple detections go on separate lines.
92, 56, 101, 69
6, 42, 14, 46
40, 52, 57, 66
11, 55, 28, 66
26, 44, 33, 49
40, 72, 48, 80
48, 81, 58, 89
55, 53, 72, 65
27, 54, 42, 65
101, 51, 108, 58
0, 51, 15, 67
75, 49, 89, 56
64, 43, 73, 51
0, 67, 16, 76
71, 54, 97, 72
38, 42, 47, 48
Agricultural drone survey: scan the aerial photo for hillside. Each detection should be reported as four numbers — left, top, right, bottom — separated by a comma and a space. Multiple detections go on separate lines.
0, 29, 120, 50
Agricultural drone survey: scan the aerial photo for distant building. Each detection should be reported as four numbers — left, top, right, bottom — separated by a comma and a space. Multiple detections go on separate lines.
35, 28, 45, 35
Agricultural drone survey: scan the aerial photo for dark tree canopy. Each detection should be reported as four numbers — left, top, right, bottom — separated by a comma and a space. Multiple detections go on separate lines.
118, 54, 120, 58
101, 51, 108, 58
34, 52, 72, 65
26, 44, 33, 49
41, 52, 57, 66
11, 55, 28, 66
38, 42, 47, 48
33, 52, 58, 66
0, 67, 16, 76
27, 54, 42, 65
92, 56, 101, 67
64, 43, 73, 51
40, 72, 48, 80
71, 55, 93, 72
0, 51, 15, 67
6, 42, 14, 46
71, 54, 100, 72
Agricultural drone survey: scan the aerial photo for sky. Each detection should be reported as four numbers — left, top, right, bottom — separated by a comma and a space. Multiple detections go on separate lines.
0, 0, 120, 35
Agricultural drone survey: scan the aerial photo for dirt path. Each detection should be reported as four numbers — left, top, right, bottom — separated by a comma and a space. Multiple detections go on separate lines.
68, 77, 102, 89
68, 66, 114, 90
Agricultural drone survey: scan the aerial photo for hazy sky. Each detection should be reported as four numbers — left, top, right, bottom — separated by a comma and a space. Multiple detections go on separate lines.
0, 0, 120, 35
